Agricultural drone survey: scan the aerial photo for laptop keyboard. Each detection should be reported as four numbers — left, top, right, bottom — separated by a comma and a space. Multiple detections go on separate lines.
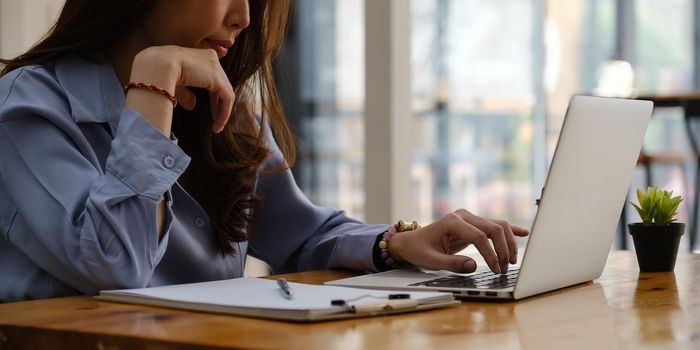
408, 269, 520, 290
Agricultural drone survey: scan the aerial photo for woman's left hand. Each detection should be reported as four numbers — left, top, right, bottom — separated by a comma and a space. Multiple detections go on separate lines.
387, 209, 529, 274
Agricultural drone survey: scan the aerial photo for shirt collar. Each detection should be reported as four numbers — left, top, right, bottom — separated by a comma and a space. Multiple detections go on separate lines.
54, 53, 124, 128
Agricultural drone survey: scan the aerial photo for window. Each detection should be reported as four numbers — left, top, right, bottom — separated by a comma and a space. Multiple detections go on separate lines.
279, 0, 366, 219
281, 0, 700, 250
410, 0, 542, 231
635, 0, 694, 94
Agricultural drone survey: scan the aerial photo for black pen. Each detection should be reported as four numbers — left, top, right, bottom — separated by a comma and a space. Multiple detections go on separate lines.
277, 278, 293, 299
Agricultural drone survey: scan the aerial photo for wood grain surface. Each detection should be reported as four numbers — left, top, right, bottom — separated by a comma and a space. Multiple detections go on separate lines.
1, 251, 699, 349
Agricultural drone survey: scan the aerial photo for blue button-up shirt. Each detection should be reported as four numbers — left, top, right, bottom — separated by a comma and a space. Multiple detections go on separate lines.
0, 54, 387, 302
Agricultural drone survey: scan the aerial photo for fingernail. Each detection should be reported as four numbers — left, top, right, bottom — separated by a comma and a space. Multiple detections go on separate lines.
493, 263, 501, 274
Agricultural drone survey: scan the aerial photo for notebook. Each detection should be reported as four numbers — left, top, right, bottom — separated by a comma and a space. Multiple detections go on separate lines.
97, 277, 459, 322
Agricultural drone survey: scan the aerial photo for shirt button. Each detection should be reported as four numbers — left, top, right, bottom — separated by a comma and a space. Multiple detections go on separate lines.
163, 155, 175, 168
194, 217, 205, 228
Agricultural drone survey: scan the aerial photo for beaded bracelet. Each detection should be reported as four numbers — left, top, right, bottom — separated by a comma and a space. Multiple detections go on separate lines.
124, 82, 178, 108
378, 220, 421, 269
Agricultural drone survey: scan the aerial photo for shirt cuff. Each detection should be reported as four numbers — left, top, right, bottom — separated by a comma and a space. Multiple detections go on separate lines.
372, 232, 390, 271
333, 224, 392, 272
106, 108, 190, 200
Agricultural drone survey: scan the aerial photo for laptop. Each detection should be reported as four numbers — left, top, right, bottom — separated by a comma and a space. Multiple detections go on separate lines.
326, 95, 653, 300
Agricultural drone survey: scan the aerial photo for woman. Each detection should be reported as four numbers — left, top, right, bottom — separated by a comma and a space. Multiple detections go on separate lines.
0, 0, 528, 302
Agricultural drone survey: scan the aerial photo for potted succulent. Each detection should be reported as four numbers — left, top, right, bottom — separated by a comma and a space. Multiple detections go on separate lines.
628, 187, 685, 272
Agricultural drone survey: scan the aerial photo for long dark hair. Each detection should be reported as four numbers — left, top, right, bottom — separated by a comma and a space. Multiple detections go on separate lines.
1, 0, 295, 255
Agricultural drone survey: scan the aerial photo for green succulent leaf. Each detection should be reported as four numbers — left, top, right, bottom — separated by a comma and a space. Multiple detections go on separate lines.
629, 186, 683, 226
636, 188, 645, 208
629, 202, 650, 224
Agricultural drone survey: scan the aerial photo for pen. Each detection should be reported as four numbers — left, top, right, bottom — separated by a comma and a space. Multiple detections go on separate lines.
277, 278, 293, 299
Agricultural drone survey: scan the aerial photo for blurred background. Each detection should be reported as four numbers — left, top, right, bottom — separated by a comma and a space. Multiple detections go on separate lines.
2, 0, 698, 256
274, 0, 699, 253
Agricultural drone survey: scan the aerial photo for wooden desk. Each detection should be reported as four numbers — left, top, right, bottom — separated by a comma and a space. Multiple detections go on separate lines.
1, 251, 699, 349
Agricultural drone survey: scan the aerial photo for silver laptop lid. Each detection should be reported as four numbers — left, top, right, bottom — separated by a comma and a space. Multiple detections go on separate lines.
513, 95, 652, 299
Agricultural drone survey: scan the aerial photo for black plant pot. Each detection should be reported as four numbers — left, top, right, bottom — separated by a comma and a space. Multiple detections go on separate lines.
628, 222, 684, 272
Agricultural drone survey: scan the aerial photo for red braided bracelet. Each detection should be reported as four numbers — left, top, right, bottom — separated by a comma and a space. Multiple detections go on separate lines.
124, 82, 177, 108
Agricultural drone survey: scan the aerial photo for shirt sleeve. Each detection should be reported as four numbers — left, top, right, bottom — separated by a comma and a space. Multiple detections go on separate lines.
0, 68, 190, 294
248, 121, 390, 274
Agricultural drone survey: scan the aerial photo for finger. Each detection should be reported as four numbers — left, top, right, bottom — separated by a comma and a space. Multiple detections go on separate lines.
175, 86, 197, 110
422, 252, 477, 273
512, 225, 530, 237
488, 224, 510, 274
216, 88, 234, 132
209, 93, 219, 132
446, 214, 500, 274
454, 210, 509, 274
493, 219, 518, 265
210, 80, 233, 133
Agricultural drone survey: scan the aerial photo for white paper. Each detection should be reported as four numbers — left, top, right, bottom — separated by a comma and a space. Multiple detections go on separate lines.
100, 277, 451, 311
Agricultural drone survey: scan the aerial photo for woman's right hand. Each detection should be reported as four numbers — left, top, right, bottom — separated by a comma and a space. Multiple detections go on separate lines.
388, 209, 530, 274
126, 45, 235, 136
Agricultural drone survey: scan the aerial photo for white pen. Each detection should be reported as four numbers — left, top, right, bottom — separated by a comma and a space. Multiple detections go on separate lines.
277, 278, 293, 299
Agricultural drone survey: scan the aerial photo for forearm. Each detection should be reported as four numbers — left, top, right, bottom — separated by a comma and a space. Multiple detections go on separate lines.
124, 48, 180, 238
124, 49, 178, 137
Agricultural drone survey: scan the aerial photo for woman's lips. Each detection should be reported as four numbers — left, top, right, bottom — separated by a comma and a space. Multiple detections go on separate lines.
207, 39, 234, 58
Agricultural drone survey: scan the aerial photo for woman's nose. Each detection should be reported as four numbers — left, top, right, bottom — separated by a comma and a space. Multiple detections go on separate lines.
228, 0, 250, 31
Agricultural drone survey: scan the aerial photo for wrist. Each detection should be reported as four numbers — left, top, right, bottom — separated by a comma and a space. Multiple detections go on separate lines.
125, 49, 179, 136
387, 231, 408, 263
375, 220, 420, 271
131, 46, 179, 92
